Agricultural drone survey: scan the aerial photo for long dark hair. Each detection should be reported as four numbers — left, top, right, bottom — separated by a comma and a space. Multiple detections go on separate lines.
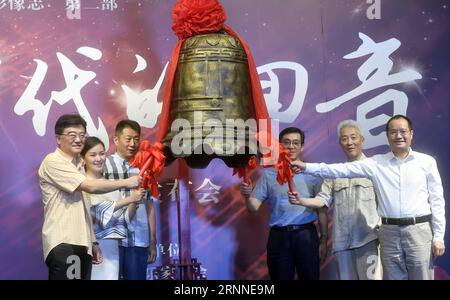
80, 136, 105, 158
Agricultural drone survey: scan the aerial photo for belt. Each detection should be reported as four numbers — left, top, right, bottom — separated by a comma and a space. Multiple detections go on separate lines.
271, 223, 313, 232
381, 214, 431, 226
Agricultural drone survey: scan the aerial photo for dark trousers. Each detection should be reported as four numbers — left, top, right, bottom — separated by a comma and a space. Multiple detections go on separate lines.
119, 246, 149, 280
267, 223, 320, 280
45, 243, 92, 280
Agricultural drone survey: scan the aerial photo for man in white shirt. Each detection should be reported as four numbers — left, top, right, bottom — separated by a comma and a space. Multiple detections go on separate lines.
290, 115, 445, 280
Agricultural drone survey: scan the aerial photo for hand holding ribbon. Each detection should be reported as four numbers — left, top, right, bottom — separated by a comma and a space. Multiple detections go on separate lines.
129, 141, 165, 197
275, 144, 295, 193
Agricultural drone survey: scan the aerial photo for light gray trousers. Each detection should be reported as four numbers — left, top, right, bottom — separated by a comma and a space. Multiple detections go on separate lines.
335, 239, 381, 280
379, 222, 433, 280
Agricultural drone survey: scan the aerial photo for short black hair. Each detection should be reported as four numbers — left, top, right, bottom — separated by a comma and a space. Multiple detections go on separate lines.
81, 136, 105, 158
279, 127, 305, 145
54, 114, 87, 135
115, 119, 141, 137
386, 114, 413, 132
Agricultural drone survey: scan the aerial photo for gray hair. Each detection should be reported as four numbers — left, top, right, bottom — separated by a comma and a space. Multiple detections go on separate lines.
337, 119, 363, 138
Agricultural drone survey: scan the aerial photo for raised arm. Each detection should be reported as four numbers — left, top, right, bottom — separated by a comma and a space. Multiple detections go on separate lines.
78, 175, 140, 194
287, 192, 326, 208
114, 188, 145, 212
240, 181, 262, 212
291, 159, 373, 179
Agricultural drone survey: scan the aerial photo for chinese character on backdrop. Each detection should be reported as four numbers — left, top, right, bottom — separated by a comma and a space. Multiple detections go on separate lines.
257, 61, 308, 123
9, 0, 26, 11
13, 46, 110, 149
315, 32, 422, 148
101, 0, 117, 11
28, 0, 44, 10
121, 56, 167, 128
194, 178, 222, 205
66, 0, 80, 19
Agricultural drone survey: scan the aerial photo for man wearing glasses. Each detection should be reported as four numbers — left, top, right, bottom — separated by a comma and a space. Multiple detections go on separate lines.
290, 115, 446, 280
38, 114, 141, 280
240, 127, 328, 280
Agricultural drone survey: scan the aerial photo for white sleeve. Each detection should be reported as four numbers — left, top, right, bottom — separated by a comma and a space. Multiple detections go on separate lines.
427, 158, 446, 242
305, 159, 374, 180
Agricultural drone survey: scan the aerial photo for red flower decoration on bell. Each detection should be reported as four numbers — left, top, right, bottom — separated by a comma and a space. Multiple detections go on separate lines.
172, 0, 226, 39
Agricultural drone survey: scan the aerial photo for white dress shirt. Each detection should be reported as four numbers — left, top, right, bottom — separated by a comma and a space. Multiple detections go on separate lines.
305, 149, 445, 242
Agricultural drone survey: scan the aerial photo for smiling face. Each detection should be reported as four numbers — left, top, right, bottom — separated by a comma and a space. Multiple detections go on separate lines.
339, 126, 364, 162
387, 118, 413, 156
82, 143, 106, 176
280, 132, 304, 161
56, 125, 87, 158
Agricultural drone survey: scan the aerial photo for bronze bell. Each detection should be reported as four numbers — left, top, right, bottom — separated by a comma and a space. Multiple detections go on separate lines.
162, 32, 257, 168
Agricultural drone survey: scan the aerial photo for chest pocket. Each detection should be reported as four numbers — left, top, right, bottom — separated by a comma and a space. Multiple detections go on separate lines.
351, 178, 375, 201
332, 179, 350, 206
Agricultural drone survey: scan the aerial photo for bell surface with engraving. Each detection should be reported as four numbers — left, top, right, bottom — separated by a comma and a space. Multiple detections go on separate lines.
163, 32, 257, 168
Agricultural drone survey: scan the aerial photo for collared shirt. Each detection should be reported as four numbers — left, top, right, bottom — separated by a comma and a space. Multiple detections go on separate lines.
39, 148, 94, 260
316, 155, 380, 253
252, 167, 323, 227
103, 152, 149, 247
85, 190, 136, 240
306, 149, 445, 242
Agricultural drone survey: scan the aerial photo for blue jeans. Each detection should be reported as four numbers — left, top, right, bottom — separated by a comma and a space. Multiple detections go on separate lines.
267, 222, 320, 280
119, 246, 149, 280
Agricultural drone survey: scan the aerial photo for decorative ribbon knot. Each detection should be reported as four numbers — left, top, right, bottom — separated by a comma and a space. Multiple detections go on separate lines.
129, 141, 166, 197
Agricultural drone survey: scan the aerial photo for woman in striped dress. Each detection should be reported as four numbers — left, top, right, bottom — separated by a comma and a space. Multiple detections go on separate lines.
81, 137, 144, 280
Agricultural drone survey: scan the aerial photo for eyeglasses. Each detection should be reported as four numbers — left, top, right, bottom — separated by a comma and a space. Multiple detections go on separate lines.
281, 140, 302, 147
388, 129, 410, 137
59, 132, 88, 141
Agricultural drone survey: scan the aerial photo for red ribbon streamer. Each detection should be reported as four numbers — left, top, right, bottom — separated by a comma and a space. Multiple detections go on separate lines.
129, 141, 166, 197
275, 145, 295, 193
259, 139, 296, 194
233, 156, 257, 184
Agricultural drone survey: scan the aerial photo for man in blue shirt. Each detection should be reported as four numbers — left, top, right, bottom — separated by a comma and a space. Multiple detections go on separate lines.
240, 127, 328, 280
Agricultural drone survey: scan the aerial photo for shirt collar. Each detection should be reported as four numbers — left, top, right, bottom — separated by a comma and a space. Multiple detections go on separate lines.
55, 147, 83, 167
112, 152, 130, 166
345, 153, 367, 162
388, 147, 415, 161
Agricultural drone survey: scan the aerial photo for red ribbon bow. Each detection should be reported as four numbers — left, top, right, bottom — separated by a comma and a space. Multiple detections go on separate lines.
129, 141, 165, 197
